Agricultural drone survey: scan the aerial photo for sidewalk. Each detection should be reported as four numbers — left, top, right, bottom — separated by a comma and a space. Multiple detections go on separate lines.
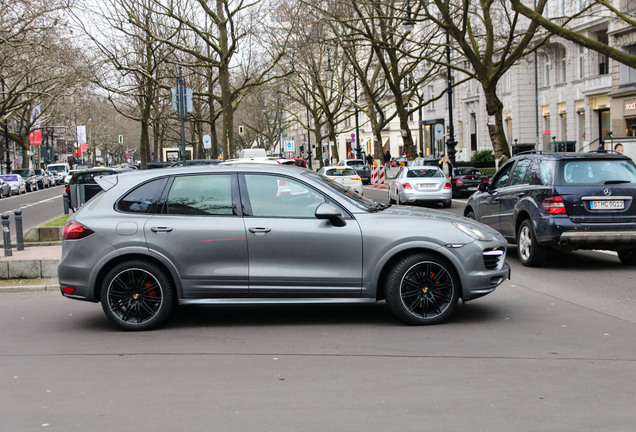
0, 244, 61, 292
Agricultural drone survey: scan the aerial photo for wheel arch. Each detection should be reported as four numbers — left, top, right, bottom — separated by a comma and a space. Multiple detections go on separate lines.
91, 252, 181, 301
373, 246, 463, 302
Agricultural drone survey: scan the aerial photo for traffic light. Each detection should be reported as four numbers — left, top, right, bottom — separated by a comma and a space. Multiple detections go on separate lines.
238, 125, 244, 135
300, 145, 304, 152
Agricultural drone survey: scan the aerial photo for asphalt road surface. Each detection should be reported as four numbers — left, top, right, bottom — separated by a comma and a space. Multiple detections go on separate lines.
1, 182, 635, 431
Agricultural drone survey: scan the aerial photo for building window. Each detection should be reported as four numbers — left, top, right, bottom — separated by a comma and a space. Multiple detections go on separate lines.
620, 44, 636, 86
577, 46, 585, 80
597, 32, 609, 75
428, 86, 435, 110
560, 113, 567, 141
555, 46, 567, 84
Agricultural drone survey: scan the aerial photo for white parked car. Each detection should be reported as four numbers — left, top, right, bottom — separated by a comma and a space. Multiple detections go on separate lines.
388, 166, 452, 207
318, 166, 363, 195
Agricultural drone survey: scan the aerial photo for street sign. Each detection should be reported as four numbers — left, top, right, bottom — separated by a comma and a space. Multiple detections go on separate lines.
435, 124, 444, 140
203, 134, 211, 149
284, 140, 295, 151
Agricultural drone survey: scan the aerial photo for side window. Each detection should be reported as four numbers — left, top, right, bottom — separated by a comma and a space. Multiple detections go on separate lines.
509, 159, 531, 186
166, 174, 233, 215
529, 160, 554, 185
491, 162, 514, 190
245, 174, 326, 218
117, 178, 167, 213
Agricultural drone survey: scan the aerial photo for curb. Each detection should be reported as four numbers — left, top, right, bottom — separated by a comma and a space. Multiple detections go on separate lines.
0, 284, 60, 293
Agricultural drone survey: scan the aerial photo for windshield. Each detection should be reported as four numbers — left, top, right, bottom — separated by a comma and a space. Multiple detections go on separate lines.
303, 170, 378, 211
11, 169, 30, 176
558, 159, 636, 185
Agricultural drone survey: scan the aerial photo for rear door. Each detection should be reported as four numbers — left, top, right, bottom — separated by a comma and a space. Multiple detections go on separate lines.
497, 159, 532, 237
144, 173, 249, 298
476, 161, 515, 231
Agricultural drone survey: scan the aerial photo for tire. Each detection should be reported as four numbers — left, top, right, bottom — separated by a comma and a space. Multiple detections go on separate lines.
100, 260, 175, 331
385, 252, 460, 325
465, 210, 475, 220
618, 249, 636, 265
516, 219, 546, 267
396, 193, 402, 205
388, 189, 395, 204
442, 199, 452, 208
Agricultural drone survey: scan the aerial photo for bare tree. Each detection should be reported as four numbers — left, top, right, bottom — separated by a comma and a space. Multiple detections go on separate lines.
510, 0, 636, 68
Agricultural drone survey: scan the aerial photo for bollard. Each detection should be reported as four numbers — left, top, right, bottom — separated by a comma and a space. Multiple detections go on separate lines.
14, 208, 24, 251
2, 212, 12, 256
63, 192, 70, 215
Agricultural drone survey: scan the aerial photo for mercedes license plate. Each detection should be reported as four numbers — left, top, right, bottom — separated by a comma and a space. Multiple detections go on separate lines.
590, 200, 624, 210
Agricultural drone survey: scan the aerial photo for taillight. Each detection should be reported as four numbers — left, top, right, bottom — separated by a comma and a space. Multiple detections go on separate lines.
402, 182, 413, 189
542, 196, 566, 214
453, 179, 463, 185
444, 182, 452, 189
65, 186, 70, 194
351, 176, 361, 181
63, 221, 95, 240
60, 286, 76, 294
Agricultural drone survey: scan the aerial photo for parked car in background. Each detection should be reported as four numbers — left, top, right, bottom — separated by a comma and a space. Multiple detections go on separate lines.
465, 150, 636, 266
65, 170, 79, 185
451, 167, 490, 197
337, 159, 371, 184
11, 168, 38, 192
48, 170, 63, 186
410, 157, 441, 167
67, 167, 133, 209
33, 169, 50, 189
0, 175, 26, 195
46, 163, 71, 179
58, 164, 510, 330
388, 165, 452, 207
390, 156, 408, 167
0, 178, 11, 197
318, 166, 363, 195
289, 157, 307, 168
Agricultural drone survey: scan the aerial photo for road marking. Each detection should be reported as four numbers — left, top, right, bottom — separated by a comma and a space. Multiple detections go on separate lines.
4, 196, 60, 214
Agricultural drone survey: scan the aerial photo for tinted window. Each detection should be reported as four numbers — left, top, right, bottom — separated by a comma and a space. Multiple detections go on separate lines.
117, 178, 167, 213
509, 159, 531, 186
245, 174, 326, 218
491, 162, 514, 190
166, 174, 233, 215
528, 160, 555, 185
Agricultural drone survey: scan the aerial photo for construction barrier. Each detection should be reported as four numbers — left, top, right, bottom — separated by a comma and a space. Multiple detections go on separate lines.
371, 165, 385, 186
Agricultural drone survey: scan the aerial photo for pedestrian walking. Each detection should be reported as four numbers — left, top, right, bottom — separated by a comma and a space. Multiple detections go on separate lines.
439, 154, 453, 180
384, 149, 391, 168
367, 153, 374, 166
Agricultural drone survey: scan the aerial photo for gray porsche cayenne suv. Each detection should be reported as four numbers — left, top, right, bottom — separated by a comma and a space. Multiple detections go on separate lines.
58, 164, 510, 330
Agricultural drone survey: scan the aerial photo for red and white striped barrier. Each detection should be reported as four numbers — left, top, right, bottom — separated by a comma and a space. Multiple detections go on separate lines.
371, 165, 385, 187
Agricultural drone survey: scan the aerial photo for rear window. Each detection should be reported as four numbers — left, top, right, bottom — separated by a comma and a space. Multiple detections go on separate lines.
326, 168, 356, 176
0, 175, 18, 181
407, 168, 444, 178
558, 159, 636, 185
455, 168, 483, 176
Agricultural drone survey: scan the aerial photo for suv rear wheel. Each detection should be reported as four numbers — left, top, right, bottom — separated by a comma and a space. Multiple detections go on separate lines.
517, 219, 547, 267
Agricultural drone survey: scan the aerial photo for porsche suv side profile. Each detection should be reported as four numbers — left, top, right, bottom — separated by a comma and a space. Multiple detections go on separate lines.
59, 164, 510, 330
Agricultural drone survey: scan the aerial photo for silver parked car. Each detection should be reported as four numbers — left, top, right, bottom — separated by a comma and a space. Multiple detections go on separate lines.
388, 166, 452, 207
0, 175, 26, 195
58, 164, 510, 330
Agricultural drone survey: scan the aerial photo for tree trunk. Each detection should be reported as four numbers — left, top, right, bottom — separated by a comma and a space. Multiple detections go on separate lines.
483, 84, 511, 160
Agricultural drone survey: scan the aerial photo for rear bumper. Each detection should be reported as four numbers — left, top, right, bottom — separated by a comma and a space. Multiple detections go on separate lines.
559, 230, 636, 244
535, 216, 636, 250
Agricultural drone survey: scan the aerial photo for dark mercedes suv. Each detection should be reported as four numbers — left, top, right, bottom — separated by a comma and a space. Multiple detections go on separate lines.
465, 150, 636, 266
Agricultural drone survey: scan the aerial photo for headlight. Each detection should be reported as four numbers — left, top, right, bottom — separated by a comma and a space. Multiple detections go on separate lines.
452, 221, 493, 241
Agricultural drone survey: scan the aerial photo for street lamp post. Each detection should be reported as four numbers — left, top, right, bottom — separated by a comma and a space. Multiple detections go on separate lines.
1, 79, 11, 174
306, 92, 312, 170
353, 71, 361, 159
445, 30, 457, 165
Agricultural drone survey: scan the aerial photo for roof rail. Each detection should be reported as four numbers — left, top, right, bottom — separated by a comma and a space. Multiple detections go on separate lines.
515, 149, 555, 156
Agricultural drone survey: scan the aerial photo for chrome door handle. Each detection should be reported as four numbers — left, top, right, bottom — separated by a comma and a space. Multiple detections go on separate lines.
151, 227, 173, 233
249, 227, 271, 234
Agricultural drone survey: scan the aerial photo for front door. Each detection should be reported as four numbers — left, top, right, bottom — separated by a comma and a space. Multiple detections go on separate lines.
241, 173, 363, 297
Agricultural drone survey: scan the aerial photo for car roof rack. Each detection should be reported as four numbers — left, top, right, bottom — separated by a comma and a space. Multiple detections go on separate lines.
515, 150, 555, 156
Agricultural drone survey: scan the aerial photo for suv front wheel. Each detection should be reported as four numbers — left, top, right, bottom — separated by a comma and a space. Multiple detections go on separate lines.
517, 219, 547, 267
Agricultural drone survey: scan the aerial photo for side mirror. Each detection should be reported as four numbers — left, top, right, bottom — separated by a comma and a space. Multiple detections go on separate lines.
478, 182, 489, 192
315, 203, 346, 227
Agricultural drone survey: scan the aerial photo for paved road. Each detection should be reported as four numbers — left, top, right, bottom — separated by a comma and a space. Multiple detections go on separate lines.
1, 180, 634, 431
0, 185, 65, 241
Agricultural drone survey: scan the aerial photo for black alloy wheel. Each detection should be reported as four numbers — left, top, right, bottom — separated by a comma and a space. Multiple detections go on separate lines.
101, 260, 175, 331
385, 252, 460, 325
